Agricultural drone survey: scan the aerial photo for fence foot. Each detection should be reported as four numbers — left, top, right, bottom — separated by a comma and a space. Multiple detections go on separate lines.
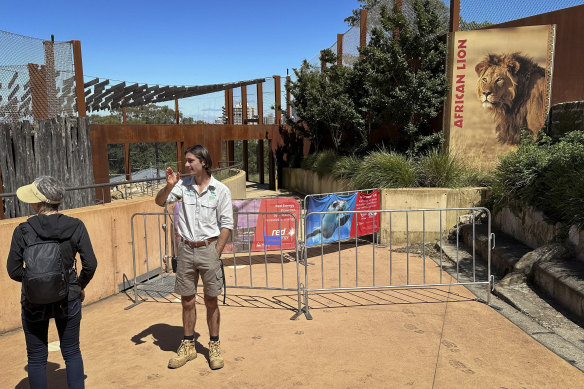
290, 307, 312, 320
124, 298, 146, 310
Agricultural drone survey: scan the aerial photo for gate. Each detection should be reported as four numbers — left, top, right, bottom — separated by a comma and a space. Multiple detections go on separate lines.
125, 208, 306, 319
301, 207, 494, 320
124, 205, 493, 321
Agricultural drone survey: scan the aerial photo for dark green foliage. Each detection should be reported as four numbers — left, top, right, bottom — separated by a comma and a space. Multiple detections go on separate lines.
300, 153, 318, 171
490, 130, 584, 228
352, 150, 418, 188
314, 150, 340, 178
331, 155, 361, 181
354, 0, 448, 156
288, 54, 366, 153
416, 148, 491, 188
417, 148, 465, 187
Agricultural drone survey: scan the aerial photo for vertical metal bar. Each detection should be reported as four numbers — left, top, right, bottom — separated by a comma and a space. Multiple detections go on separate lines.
279, 214, 284, 288
372, 210, 376, 286
232, 227, 237, 287
304, 212, 310, 313
294, 216, 302, 315
320, 213, 325, 289
472, 212, 476, 282
249, 213, 254, 288
130, 215, 138, 304
389, 212, 393, 285
406, 211, 409, 285
263, 213, 269, 287
422, 211, 426, 284
338, 213, 341, 288
143, 215, 150, 276
355, 210, 358, 287
488, 210, 493, 304
456, 209, 460, 283
157, 214, 163, 281
440, 209, 443, 283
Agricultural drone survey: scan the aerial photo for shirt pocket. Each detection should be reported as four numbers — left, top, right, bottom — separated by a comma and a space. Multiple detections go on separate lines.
201, 197, 218, 221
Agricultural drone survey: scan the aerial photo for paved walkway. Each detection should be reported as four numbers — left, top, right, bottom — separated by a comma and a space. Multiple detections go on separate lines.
1, 183, 583, 388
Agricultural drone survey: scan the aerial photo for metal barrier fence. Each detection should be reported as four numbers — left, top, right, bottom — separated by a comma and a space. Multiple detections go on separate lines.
123, 205, 493, 321
301, 207, 493, 320
125, 209, 305, 319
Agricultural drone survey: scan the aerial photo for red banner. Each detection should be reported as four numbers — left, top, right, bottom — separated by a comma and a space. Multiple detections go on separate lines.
350, 190, 380, 237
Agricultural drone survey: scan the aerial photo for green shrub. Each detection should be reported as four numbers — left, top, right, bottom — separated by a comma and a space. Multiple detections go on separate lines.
314, 149, 339, 178
352, 150, 417, 189
416, 148, 493, 187
491, 130, 584, 228
417, 148, 465, 187
300, 153, 317, 171
331, 155, 361, 181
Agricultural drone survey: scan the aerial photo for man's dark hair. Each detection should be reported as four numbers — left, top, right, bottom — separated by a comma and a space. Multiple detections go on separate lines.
185, 144, 212, 176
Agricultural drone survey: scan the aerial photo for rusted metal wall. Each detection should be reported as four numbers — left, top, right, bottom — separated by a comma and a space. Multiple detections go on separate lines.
90, 123, 280, 203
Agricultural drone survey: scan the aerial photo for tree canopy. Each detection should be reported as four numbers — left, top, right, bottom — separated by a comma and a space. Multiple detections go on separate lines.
289, 0, 448, 156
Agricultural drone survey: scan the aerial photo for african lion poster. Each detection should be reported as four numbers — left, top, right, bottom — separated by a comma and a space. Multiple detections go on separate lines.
445, 25, 556, 169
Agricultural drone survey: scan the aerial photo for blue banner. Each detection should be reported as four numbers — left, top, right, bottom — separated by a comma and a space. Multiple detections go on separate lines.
305, 193, 357, 247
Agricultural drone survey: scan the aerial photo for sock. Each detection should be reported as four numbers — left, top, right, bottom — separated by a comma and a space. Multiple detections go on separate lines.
184, 335, 195, 341
210, 336, 219, 342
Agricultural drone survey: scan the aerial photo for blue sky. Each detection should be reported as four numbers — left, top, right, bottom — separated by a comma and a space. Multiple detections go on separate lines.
1, 0, 581, 120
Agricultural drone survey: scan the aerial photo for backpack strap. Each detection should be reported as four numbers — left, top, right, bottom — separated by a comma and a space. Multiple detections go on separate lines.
21, 222, 39, 247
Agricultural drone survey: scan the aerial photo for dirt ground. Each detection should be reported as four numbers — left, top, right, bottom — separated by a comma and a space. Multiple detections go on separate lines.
1, 245, 583, 388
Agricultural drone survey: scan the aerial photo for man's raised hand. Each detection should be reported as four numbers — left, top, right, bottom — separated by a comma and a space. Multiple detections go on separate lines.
166, 167, 180, 187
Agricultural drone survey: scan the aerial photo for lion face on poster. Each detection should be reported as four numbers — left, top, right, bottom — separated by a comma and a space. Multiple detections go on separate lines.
475, 53, 546, 145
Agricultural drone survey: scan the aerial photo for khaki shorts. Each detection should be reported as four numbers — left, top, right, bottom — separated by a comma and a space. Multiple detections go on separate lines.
175, 241, 223, 297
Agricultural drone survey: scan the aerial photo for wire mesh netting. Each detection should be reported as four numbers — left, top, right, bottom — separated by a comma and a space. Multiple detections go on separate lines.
459, 0, 584, 30
0, 30, 76, 123
302, 0, 584, 68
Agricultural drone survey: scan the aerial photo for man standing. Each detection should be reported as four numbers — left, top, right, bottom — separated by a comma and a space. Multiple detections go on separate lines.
155, 144, 233, 370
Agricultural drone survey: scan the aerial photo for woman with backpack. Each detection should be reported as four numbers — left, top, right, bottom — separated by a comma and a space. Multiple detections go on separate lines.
6, 176, 97, 389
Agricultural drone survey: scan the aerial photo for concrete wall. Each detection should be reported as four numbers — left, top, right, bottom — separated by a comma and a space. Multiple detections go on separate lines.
282, 168, 354, 196
283, 168, 487, 244
494, 206, 584, 261
379, 187, 487, 244
223, 169, 246, 199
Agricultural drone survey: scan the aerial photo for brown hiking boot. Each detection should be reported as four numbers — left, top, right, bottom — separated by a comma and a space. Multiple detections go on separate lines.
208, 340, 224, 370
168, 340, 197, 369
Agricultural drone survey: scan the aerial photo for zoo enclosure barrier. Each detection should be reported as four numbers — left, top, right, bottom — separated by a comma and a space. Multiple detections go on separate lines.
301, 207, 493, 320
125, 208, 305, 319
124, 204, 493, 320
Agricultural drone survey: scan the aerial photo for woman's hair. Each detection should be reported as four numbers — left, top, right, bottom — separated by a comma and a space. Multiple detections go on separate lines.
185, 144, 212, 176
35, 176, 65, 212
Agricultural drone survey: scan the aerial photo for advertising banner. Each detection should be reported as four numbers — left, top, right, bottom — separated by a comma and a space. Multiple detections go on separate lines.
305, 190, 379, 247
227, 197, 300, 253
445, 25, 555, 169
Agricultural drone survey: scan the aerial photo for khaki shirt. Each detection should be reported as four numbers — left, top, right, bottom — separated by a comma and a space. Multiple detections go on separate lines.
165, 175, 233, 242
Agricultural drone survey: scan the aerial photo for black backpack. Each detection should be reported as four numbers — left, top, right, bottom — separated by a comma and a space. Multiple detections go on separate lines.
22, 224, 69, 304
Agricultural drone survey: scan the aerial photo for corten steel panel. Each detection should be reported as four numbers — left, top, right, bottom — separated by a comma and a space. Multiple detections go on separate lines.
72, 41, 86, 117
484, 5, 584, 104
241, 85, 247, 123
360, 9, 368, 58
28, 64, 48, 120
43, 41, 57, 119
257, 83, 264, 125
449, 0, 460, 33
337, 33, 343, 66
243, 140, 248, 180
258, 139, 264, 184
286, 76, 291, 118
274, 76, 281, 125
89, 125, 111, 203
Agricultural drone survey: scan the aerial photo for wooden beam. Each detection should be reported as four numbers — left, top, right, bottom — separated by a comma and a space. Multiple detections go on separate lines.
72, 41, 87, 117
